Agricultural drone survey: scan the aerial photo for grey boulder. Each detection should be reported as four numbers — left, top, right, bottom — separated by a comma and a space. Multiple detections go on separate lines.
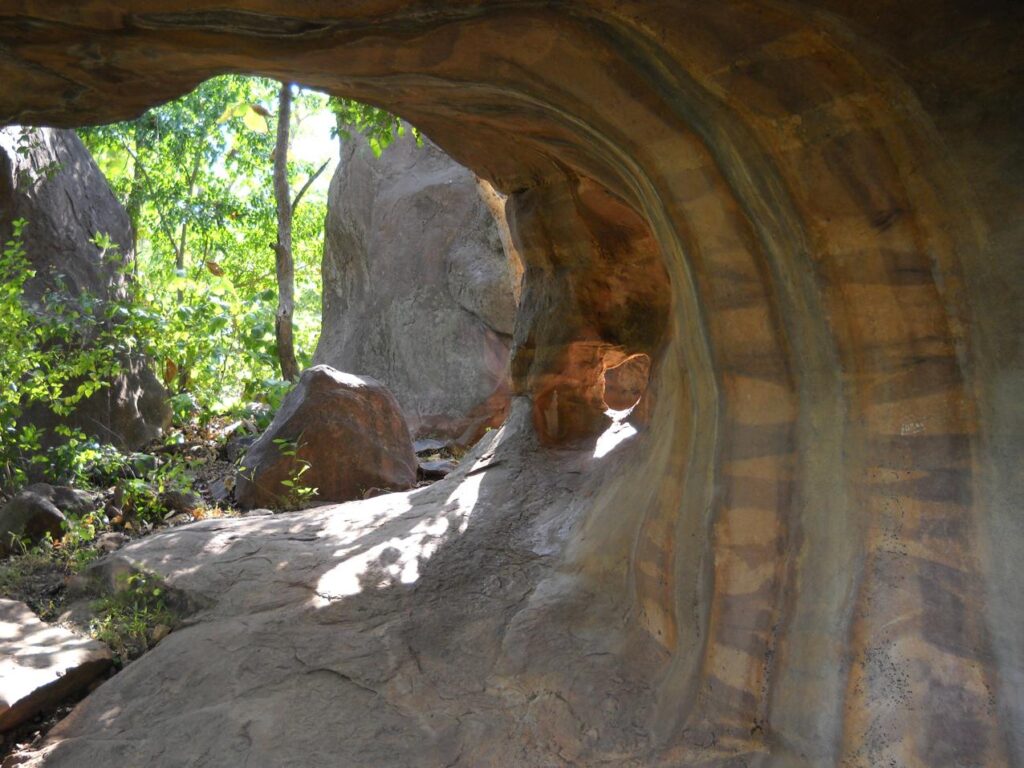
314, 126, 520, 445
0, 484, 98, 554
0, 126, 170, 450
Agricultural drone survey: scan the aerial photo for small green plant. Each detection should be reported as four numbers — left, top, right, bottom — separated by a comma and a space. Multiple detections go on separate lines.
79, 442, 133, 485
272, 436, 318, 509
168, 391, 199, 425
62, 511, 98, 549
119, 478, 166, 522
89, 570, 176, 663
116, 456, 196, 523
262, 379, 294, 415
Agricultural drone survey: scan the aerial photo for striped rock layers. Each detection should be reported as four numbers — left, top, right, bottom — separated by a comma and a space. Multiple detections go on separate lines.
0, 2, 1020, 766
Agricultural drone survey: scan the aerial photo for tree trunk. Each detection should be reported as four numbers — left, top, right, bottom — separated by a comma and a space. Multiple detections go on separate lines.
174, 148, 203, 392
127, 124, 144, 274
273, 82, 300, 382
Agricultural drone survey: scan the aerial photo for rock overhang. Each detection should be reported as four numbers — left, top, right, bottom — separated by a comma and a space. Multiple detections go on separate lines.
0, 2, 1021, 766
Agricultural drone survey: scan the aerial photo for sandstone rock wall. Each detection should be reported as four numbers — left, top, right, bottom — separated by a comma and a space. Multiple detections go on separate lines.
0, 127, 169, 450
314, 128, 519, 444
1, 3, 1021, 766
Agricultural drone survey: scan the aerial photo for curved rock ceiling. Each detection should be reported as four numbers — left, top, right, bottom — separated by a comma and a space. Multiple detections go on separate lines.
1, 2, 1022, 766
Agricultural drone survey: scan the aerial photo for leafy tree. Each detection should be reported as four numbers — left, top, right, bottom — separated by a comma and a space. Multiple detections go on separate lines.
70, 79, 418, 419
78, 76, 333, 412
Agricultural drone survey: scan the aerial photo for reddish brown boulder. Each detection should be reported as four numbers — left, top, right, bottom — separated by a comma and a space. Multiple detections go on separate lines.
234, 366, 417, 509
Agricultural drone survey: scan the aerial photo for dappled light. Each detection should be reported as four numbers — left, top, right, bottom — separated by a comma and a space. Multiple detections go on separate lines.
314, 421, 508, 602
315, 503, 449, 602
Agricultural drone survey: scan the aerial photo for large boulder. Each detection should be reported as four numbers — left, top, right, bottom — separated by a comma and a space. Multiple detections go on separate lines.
234, 366, 417, 509
0, 483, 98, 554
0, 126, 170, 450
314, 127, 520, 445
0, 599, 112, 732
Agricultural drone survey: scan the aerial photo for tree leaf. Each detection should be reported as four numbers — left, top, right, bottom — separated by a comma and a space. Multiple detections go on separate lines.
243, 107, 269, 134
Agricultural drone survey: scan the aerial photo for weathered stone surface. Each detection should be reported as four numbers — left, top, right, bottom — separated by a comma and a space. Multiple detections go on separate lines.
235, 366, 417, 509
0, 127, 170, 451
417, 459, 456, 480
0, 599, 111, 732
7, 413, 666, 768
0, 3, 1022, 767
0, 484, 97, 554
412, 438, 447, 456
314, 128, 519, 444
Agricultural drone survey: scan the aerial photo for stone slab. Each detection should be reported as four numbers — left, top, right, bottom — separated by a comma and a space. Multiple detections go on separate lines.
0, 599, 112, 732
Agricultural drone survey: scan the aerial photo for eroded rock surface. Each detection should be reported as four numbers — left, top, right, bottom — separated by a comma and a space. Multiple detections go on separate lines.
13, 409, 666, 767
0, 127, 170, 450
0, 600, 111, 733
315, 128, 519, 444
0, 2, 1022, 766
235, 366, 417, 509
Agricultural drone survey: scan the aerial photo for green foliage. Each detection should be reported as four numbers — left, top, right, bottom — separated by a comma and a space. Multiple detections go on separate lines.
2, 80, 410, 493
89, 571, 176, 663
114, 456, 196, 524
328, 97, 419, 157
0, 219, 43, 488
119, 478, 166, 523
0, 221, 143, 491
78, 76, 332, 414
271, 436, 319, 509
48, 425, 108, 487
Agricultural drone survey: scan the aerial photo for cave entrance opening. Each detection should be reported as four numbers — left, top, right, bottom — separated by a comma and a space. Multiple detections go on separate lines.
64, 77, 523, 455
